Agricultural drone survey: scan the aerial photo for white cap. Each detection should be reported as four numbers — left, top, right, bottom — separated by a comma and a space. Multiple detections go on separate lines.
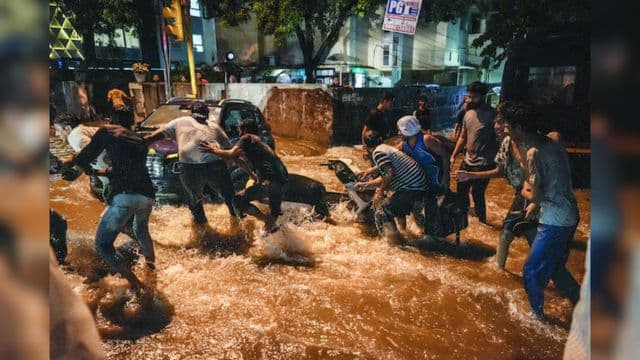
397, 115, 421, 136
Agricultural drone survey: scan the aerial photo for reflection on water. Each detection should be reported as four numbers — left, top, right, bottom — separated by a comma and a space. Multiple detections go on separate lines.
50, 135, 589, 359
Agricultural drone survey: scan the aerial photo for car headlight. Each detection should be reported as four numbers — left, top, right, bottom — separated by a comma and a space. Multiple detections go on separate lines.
146, 155, 165, 178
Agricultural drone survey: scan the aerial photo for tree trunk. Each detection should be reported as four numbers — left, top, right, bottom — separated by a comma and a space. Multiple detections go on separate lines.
295, 25, 316, 83
303, 58, 317, 84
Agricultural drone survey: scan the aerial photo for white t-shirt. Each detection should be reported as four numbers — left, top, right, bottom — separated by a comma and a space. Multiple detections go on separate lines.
67, 125, 109, 170
160, 116, 230, 164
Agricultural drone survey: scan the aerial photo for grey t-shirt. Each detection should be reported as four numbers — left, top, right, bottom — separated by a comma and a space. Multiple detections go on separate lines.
161, 116, 230, 164
527, 139, 579, 226
463, 106, 497, 166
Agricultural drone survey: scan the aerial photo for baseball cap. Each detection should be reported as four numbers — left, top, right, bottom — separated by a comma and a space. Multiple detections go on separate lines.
397, 115, 421, 137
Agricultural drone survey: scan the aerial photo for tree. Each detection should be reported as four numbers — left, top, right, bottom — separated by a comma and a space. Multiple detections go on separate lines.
204, 0, 466, 83
53, 0, 141, 37
53, 0, 142, 63
471, 0, 590, 68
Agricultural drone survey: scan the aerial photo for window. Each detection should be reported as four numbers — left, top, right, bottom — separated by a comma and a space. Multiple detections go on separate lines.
190, 0, 201, 17
94, 27, 141, 59
224, 108, 257, 137
192, 34, 203, 53
527, 66, 577, 105
392, 35, 399, 66
470, 15, 482, 34
382, 45, 390, 66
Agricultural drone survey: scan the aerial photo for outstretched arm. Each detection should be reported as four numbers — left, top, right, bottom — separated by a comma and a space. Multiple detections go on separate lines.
143, 128, 166, 144
202, 142, 242, 158
455, 167, 501, 182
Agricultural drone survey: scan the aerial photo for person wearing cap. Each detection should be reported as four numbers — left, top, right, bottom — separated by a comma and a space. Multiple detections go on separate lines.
413, 96, 431, 133
355, 130, 429, 245
396, 115, 451, 239
144, 102, 238, 227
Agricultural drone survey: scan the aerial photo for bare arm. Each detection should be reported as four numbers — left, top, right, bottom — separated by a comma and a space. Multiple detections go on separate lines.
202, 143, 243, 158
424, 134, 451, 185
450, 122, 466, 166
143, 128, 167, 144
455, 167, 501, 182
361, 125, 369, 146
233, 156, 258, 181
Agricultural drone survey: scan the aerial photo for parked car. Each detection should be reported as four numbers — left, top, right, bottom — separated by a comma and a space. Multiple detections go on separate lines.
134, 97, 275, 203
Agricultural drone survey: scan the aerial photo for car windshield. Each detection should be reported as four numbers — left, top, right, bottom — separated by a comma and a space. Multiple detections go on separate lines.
139, 105, 220, 128
139, 105, 191, 128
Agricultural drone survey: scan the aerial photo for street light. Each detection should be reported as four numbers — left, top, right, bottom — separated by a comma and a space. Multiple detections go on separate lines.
224, 51, 235, 98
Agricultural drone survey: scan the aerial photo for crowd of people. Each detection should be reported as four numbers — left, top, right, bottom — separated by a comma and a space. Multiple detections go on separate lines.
356, 81, 582, 319
51, 80, 582, 323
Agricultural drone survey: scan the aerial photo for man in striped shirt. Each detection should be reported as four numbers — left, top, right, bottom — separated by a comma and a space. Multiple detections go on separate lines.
356, 131, 428, 245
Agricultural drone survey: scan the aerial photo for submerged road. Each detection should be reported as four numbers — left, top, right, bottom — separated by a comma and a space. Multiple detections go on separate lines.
50, 134, 589, 359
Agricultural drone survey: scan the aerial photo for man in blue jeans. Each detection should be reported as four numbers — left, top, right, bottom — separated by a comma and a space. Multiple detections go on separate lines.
63, 125, 156, 289
502, 102, 580, 318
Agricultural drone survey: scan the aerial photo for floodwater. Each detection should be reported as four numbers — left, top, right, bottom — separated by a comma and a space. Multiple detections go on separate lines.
50, 135, 589, 359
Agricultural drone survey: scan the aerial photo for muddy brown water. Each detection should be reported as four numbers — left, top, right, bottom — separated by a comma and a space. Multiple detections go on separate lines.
50, 135, 589, 359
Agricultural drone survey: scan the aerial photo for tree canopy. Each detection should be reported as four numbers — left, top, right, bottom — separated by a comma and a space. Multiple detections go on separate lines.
53, 0, 141, 38
203, 0, 468, 82
206, 0, 589, 80
471, 0, 590, 67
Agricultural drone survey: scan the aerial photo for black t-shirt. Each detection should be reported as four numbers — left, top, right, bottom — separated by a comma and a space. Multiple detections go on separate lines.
238, 134, 288, 183
365, 108, 389, 137
73, 125, 155, 202
414, 107, 431, 131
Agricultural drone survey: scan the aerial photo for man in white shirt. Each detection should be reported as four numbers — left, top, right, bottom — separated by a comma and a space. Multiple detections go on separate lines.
53, 113, 109, 199
144, 102, 238, 225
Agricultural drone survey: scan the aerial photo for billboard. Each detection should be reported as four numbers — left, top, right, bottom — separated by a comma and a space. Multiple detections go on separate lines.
382, 0, 423, 35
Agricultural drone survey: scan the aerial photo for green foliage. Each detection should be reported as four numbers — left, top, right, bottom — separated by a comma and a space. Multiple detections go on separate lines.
53, 0, 141, 37
204, 0, 590, 76
471, 0, 590, 67
202, 0, 476, 81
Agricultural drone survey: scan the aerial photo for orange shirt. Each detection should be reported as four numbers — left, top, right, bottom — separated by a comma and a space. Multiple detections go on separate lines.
107, 89, 129, 109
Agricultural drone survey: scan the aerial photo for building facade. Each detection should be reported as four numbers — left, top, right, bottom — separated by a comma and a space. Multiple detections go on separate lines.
215, 5, 504, 87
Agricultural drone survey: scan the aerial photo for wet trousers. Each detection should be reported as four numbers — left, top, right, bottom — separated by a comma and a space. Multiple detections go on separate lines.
95, 193, 154, 274
456, 162, 494, 223
523, 223, 580, 315
180, 161, 236, 224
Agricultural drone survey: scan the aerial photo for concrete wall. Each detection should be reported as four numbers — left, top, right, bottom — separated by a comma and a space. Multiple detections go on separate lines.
263, 88, 335, 147
225, 83, 326, 110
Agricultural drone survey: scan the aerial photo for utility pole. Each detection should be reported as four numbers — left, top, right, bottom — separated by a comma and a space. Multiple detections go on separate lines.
157, 0, 171, 100
163, 0, 198, 98
181, 0, 198, 98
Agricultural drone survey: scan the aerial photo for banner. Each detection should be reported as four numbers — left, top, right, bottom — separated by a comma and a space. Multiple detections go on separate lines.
382, 0, 423, 35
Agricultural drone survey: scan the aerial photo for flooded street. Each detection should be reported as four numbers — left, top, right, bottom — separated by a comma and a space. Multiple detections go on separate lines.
50, 135, 589, 359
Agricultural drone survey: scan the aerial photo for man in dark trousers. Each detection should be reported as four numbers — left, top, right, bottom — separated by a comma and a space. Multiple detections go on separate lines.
62, 124, 156, 289
203, 119, 289, 234
144, 102, 238, 227
450, 82, 497, 224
